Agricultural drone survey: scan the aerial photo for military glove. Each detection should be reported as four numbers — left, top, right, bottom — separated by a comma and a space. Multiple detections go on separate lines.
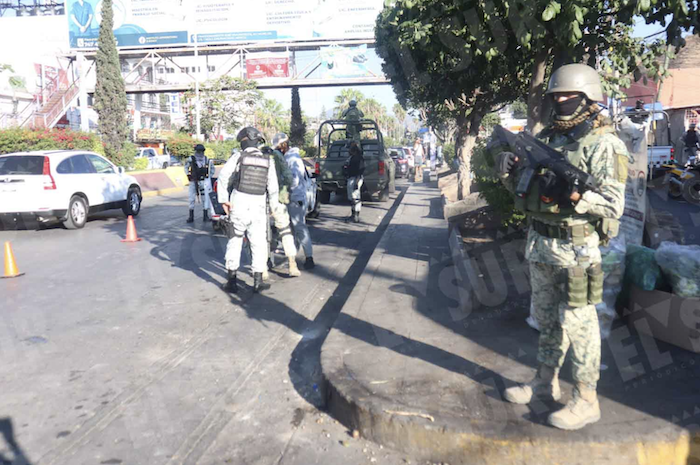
496, 152, 517, 176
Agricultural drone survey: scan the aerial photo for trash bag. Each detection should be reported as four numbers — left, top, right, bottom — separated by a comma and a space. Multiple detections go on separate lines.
597, 235, 627, 340
625, 245, 665, 291
655, 241, 700, 298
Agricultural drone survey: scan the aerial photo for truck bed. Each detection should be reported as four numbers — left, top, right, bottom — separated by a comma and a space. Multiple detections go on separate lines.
317, 140, 387, 194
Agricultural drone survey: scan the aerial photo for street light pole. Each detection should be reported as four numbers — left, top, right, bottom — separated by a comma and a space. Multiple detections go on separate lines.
194, 30, 202, 141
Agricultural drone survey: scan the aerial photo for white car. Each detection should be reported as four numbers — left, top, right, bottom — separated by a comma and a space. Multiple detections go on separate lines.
136, 147, 170, 170
0, 150, 143, 229
305, 164, 320, 218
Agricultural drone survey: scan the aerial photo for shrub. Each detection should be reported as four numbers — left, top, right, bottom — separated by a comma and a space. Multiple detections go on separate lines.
443, 143, 455, 166
471, 140, 525, 228
133, 158, 149, 171
206, 139, 238, 161
167, 133, 196, 159
111, 141, 137, 168
0, 128, 103, 155
303, 146, 317, 158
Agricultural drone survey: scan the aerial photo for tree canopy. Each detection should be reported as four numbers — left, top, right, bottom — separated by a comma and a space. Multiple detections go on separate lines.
184, 76, 261, 139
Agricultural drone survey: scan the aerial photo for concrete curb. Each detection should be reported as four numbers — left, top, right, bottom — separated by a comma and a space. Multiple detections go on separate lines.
321, 188, 699, 464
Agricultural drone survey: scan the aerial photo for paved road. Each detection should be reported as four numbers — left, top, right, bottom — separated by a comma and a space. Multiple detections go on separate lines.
0, 185, 416, 465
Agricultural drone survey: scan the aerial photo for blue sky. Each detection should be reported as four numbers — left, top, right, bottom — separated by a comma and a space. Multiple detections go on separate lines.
263, 18, 673, 118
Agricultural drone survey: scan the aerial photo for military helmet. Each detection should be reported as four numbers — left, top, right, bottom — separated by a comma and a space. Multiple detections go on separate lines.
194, 143, 205, 152
349, 100, 357, 107
272, 132, 289, 149
545, 64, 604, 102
236, 127, 265, 145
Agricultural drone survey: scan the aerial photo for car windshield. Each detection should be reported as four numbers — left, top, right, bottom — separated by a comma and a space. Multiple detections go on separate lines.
0, 156, 45, 175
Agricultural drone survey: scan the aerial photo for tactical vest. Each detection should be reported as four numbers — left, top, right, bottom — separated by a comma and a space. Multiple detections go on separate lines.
189, 156, 209, 181
513, 125, 623, 242
513, 127, 612, 219
235, 149, 270, 195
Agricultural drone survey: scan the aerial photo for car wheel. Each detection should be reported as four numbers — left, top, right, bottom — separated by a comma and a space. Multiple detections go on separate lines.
122, 186, 142, 217
308, 191, 321, 218
318, 190, 331, 204
682, 178, 700, 205
162, 162, 169, 169
64, 195, 88, 229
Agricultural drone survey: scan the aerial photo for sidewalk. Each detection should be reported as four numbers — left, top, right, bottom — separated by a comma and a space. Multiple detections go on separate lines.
320, 172, 699, 464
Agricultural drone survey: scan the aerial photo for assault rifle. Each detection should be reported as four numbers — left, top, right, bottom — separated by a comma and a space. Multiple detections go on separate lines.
492, 125, 599, 198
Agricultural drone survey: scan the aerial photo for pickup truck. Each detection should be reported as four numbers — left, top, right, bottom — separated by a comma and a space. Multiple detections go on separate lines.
135, 147, 170, 170
315, 119, 395, 203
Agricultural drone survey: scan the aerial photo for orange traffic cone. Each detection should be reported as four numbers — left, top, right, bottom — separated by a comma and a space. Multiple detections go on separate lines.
2, 242, 24, 279
121, 215, 142, 243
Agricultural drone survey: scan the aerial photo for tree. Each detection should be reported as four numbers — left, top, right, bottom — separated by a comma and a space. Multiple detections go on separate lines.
290, 87, 306, 147
393, 103, 406, 128
333, 89, 366, 118
184, 76, 261, 139
510, 100, 528, 120
93, 0, 128, 160
376, 0, 532, 198
254, 98, 287, 143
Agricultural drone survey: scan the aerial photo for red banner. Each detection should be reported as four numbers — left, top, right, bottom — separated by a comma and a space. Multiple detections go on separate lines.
246, 53, 289, 79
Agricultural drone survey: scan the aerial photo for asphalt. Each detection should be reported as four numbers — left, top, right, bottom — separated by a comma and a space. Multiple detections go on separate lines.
321, 170, 700, 465
0, 186, 422, 465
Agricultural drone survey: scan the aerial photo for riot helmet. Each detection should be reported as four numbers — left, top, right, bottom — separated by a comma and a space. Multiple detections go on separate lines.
237, 127, 265, 150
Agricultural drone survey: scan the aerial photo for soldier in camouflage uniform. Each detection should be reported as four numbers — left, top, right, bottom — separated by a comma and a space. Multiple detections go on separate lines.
268, 133, 301, 278
494, 64, 629, 430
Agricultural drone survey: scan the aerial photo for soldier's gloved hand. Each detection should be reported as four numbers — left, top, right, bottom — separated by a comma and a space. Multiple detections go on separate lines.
496, 152, 518, 176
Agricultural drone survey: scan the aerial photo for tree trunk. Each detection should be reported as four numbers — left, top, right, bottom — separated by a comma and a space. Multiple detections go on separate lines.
527, 49, 549, 135
456, 109, 483, 200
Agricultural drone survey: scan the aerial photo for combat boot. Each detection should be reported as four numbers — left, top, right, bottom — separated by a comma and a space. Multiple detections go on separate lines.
288, 257, 301, 277
222, 270, 237, 294
186, 209, 194, 224
253, 272, 271, 293
203, 209, 209, 222
503, 365, 561, 404
548, 384, 600, 430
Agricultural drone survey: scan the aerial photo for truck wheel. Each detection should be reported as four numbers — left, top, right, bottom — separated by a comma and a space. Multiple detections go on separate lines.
64, 195, 88, 230
162, 162, 169, 169
378, 185, 390, 202
389, 175, 396, 194
319, 190, 331, 204
682, 178, 700, 205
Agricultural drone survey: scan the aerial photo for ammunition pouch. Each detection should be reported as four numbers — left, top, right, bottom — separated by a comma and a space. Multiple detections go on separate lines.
566, 263, 604, 308
513, 169, 574, 216
587, 263, 604, 305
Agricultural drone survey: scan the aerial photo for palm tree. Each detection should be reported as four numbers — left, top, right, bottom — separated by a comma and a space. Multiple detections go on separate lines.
255, 98, 287, 143
333, 89, 366, 118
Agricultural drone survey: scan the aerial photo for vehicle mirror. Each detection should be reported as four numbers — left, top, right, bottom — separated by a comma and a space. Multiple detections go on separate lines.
118, 166, 125, 174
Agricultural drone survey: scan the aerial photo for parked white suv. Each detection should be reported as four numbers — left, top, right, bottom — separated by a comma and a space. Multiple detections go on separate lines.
0, 150, 143, 229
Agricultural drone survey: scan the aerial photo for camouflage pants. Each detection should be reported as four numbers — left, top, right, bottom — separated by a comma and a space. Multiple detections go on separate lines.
530, 262, 601, 388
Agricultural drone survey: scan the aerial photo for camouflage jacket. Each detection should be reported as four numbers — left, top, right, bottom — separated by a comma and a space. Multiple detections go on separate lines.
499, 125, 629, 266
272, 149, 293, 205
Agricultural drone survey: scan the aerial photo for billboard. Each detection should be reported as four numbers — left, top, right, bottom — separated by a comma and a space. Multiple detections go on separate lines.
246, 53, 290, 79
67, 0, 384, 49
319, 45, 372, 79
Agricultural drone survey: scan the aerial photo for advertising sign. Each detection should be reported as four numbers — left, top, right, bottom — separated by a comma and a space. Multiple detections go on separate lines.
67, 0, 384, 49
246, 53, 290, 79
319, 45, 371, 79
